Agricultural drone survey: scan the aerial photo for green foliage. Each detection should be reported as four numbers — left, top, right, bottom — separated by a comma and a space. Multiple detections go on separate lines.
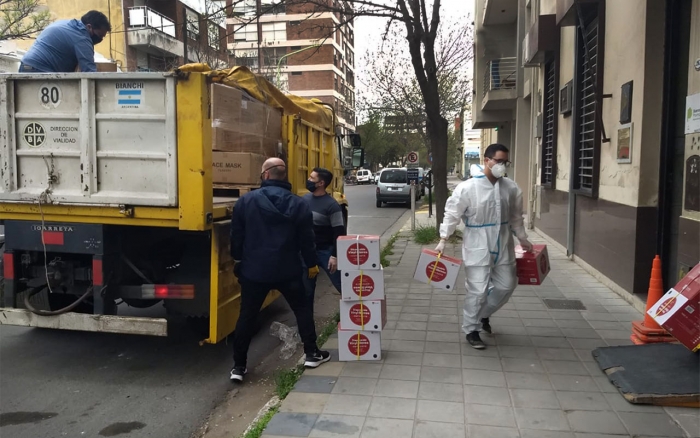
0, 0, 52, 41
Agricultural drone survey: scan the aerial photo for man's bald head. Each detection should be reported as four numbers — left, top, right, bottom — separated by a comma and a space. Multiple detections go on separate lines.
261, 157, 287, 181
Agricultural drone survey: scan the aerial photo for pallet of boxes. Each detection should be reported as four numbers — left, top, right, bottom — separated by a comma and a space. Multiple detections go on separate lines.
210, 83, 284, 194
337, 235, 386, 361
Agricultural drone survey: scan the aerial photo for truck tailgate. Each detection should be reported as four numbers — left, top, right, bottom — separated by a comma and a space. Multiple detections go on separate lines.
0, 73, 177, 207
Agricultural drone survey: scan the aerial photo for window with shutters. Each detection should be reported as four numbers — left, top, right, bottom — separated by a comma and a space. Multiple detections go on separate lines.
573, 7, 603, 197
541, 58, 558, 187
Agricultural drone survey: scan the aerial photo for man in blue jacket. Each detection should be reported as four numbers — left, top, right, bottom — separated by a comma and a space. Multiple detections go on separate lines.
229, 158, 330, 382
20, 10, 111, 73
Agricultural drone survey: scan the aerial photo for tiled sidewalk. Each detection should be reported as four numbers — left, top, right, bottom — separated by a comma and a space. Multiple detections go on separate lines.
261, 232, 699, 438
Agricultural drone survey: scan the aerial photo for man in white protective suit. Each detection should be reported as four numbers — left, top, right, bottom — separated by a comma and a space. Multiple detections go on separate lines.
436, 144, 533, 349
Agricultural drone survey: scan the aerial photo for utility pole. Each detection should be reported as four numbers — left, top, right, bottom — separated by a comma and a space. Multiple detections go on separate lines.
256, 0, 262, 73
182, 6, 188, 64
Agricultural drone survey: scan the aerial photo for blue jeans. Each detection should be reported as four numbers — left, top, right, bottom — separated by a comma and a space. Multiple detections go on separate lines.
303, 247, 342, 315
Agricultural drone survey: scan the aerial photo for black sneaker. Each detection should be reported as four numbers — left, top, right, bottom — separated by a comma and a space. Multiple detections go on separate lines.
304, 350, 331, 368
466, 331, 486, 350
481, 318, 492, 334
229, 366, 247, 382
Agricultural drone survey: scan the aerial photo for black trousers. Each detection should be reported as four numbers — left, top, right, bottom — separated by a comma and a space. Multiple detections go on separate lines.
233, 276, 318, 367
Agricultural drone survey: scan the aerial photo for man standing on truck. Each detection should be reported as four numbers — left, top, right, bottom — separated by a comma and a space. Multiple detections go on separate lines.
229, 158, 330, 382
19, 11, 111, 73
303, 168, 345, 315
435, 144, 533, 350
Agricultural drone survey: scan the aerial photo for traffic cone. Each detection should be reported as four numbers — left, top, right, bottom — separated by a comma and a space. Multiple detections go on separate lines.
630, 255, 676, 344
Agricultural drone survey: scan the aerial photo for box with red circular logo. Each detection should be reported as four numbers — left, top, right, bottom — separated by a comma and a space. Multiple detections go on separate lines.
647, 264, 700, 352
338, 325, 382, 361
341, 268, 385, 301
337, 235, 381, 271
515, 244, 550, 285
339, 299, 387, 331
413, 249, 462, 291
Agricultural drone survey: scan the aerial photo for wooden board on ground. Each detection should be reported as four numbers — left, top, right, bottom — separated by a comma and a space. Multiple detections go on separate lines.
593, 343, 699, 407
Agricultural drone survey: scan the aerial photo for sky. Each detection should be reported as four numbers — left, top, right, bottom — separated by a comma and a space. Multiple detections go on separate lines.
353, 0, 475, 122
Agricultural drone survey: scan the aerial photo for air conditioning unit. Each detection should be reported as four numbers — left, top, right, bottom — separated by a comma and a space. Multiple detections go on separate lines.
560, 80, 573, 116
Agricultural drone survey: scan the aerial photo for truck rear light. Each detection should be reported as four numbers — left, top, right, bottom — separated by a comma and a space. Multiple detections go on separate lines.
141, 284, 195, 299
3, 253, 14, 280
92, 259, 103, 286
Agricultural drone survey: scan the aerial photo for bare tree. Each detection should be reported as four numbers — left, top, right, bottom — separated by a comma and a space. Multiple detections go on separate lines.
187, 0, 230, 69
0, 0, 51, 41
361, 21, 473, 167
274, 0, 463, 224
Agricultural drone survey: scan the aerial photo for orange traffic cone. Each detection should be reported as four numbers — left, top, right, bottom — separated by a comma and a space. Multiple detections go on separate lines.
631, 255, 676, 344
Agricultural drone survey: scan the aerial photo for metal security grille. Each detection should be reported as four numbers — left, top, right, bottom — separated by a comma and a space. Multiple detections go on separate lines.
542, 60, 557, 185
575, 19, 599, 192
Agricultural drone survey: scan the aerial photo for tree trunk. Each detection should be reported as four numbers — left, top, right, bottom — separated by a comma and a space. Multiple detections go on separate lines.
427, 114, 449, 226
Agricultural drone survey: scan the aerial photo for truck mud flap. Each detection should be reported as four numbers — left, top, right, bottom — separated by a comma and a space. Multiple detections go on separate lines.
0, 309, 167, 336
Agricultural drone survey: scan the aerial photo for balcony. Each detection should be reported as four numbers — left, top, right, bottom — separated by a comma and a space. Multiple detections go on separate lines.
483, 0, 518, 25
127, 7, 184, 58
522, 14, 557, 67
481, 57, 517, 111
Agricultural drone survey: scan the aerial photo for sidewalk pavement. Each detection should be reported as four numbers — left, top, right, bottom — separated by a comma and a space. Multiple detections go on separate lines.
260, 221, 699, 437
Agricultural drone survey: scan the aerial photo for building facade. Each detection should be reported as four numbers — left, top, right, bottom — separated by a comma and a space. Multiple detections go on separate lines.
12, 0, 228, 71
473, 0, 700, 302
226, 0, 356, 137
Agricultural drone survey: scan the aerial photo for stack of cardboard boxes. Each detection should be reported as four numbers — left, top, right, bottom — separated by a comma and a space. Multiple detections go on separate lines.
210, 83, 283, 186
336, 235, 386, 361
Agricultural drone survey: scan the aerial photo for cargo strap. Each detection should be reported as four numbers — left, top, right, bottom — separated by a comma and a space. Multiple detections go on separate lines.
427, 252, 442, 285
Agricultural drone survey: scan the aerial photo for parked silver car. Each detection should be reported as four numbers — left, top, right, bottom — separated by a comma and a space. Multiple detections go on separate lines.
376, 168, 419, 208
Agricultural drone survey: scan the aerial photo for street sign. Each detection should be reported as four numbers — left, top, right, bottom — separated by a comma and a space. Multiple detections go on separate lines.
407, 151, 419, 165
407, 168, 420, 184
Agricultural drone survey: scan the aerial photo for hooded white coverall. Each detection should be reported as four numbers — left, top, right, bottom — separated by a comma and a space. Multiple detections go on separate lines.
439, 164, 528, 334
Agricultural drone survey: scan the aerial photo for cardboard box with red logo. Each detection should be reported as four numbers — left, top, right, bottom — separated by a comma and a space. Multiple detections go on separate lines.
413, 249, 462, 291
341, 268, 385, 301
516, 244, 550, 285
647, 263, 700, 352
338, 326, 382, 361
337, 235, 381, 271
339, 299, 387, 331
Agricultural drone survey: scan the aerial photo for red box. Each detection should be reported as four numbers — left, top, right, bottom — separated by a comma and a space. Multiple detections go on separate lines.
337, 235, 381, 271
338, 325, 382, 361
516, 244, 550, 285
647, 263, 700, 352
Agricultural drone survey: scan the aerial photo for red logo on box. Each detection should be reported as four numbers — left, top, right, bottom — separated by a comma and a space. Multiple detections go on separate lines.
352, 275, 375, 297
655, 297, 677, 317
426, 261, 448, 282
347, 333, 370, 356
347, 244, 369, 265
349, 303, 372, 326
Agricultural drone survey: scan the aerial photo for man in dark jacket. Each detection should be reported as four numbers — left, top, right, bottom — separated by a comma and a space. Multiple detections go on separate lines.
229, 158, 330, 382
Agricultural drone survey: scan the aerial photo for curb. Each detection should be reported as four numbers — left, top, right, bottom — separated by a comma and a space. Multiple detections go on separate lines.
239, 395, 281, 437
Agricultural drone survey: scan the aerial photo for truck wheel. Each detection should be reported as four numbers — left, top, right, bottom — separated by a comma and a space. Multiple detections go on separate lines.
376, 200, 382, 208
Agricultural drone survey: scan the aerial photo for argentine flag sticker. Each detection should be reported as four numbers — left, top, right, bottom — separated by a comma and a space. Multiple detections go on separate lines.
115, 83, 145, 109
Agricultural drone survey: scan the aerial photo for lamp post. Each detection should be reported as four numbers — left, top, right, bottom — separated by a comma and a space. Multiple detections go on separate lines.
276, 44, 321, 88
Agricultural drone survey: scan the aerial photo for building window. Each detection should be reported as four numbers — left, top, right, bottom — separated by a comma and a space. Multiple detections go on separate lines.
233, 24, 258, 42
261, 22, 286, 41
541, 59, 558, 187
573, 5, 603, 196
291, 71, 302, 76
208, 22, 220, 51
186, 9, 199, 41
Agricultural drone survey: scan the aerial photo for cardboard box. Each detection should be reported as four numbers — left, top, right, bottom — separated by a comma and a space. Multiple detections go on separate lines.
341, 268, 385, 301
516, 244, 551, 285
212, 152, 265, 185
337, 235, 381, 271
338, 326, 382, 361
96, 62, 117, 72
339, 299, 387, 331
647, 264, 700, 352
211, 83, 282, 156
413, 249, 462, 291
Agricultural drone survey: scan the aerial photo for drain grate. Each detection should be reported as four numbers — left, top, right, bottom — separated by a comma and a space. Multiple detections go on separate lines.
542, 299, 587, 310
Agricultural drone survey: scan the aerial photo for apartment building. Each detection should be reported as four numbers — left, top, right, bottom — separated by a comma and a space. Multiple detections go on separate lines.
226, 0, 357, 137
473, 0, 700, 302
11, 0, 228, 71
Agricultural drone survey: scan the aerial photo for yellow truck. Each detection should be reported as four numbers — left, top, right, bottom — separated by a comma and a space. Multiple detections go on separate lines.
0, 65, 363, 343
